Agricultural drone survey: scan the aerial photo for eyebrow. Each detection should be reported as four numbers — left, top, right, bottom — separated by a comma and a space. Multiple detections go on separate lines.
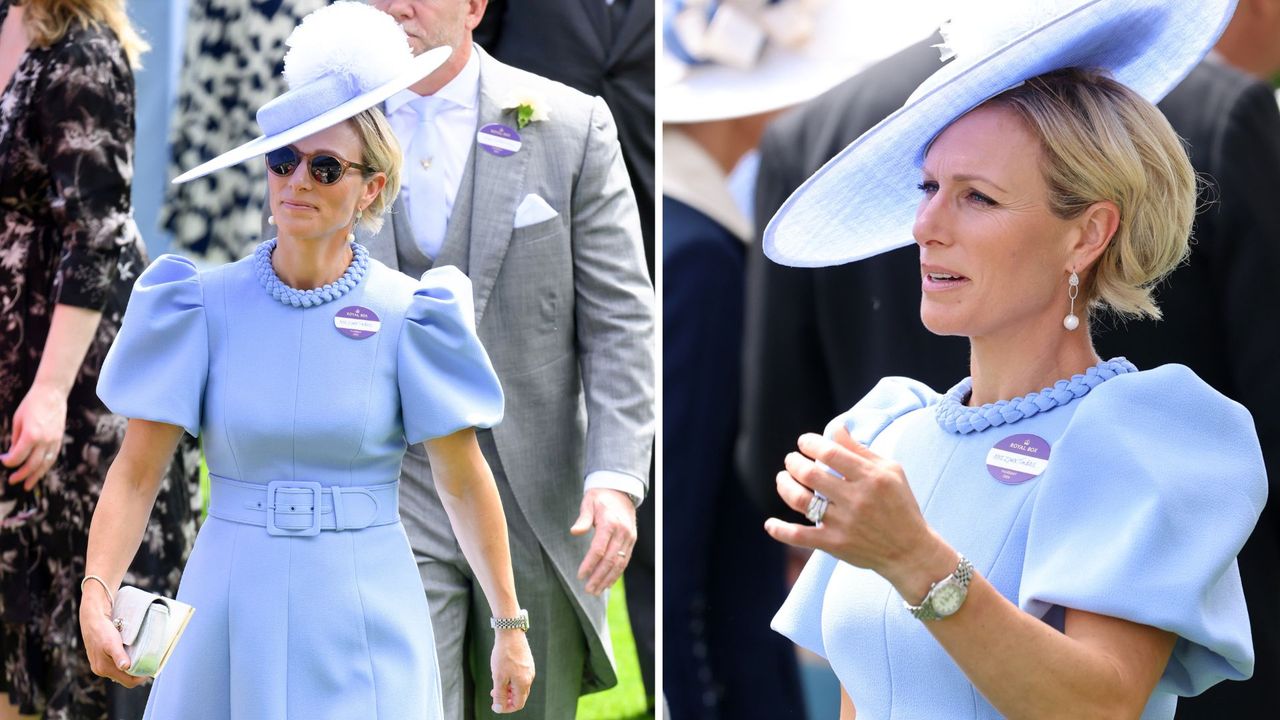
921, 171, 1009, 194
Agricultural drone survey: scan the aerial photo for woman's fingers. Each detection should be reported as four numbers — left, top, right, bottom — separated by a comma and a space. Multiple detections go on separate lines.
23, 445, 57, 490
783, 448, 847, 499
86, 629, 146, 687
831, 425, 877, 459
491, 663, 533, 712
797, 433, 874, 482
775, 470, 819, 515
764, 517, 824, 549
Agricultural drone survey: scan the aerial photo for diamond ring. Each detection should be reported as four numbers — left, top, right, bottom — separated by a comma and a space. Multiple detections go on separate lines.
805, 492, 829, 525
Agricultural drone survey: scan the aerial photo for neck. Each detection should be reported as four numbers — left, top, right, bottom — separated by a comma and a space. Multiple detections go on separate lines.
409, 40, 471, 97
674, 112, 777, 174
967, 318, 1102, 406
272, 231, 353, 290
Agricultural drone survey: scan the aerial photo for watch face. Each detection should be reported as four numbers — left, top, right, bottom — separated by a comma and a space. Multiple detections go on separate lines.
931, 581, 966, 616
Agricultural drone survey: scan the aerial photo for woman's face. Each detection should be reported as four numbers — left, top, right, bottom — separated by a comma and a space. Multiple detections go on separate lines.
266, 122, 381, 244
913, 104, 1083, 340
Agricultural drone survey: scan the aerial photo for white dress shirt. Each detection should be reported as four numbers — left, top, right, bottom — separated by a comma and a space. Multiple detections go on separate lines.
386, 48, 481, 260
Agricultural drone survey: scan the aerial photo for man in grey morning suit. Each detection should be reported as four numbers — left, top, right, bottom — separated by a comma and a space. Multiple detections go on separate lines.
365, 2, 654, 718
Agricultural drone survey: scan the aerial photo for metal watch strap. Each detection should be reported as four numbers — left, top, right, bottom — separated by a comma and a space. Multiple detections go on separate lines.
490, 608, 530, 632
904, 554, 974, 621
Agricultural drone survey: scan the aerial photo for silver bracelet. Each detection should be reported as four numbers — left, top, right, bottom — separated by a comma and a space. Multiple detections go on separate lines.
80, 575, 115, 606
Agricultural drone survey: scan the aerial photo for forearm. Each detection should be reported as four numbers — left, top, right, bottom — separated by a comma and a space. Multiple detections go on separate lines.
35, 303, 103, 395
893, 547, 1169, 719
426, 433, 521, 618
839, 685, 855, 719
84, 420, 182, 593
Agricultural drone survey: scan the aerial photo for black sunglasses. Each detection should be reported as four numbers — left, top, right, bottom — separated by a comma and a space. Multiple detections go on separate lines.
265, 145, 376, 185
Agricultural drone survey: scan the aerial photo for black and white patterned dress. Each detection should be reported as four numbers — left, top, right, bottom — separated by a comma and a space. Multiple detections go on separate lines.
162, 0, 329, 263
0, 4, 200, 717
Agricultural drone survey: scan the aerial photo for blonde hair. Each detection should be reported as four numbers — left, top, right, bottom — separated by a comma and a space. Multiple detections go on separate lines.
985, 67, 1196, 320
23, 0, 149, 68
348, 108, 402, 235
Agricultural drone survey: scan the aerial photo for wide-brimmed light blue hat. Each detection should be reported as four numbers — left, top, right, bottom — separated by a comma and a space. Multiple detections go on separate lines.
764, 0, 1238, 268
172, 1, 450, 185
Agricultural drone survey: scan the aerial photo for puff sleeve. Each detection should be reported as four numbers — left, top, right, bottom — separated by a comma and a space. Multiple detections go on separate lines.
772, 377, 937, 656
1019, 365, 1267, 695
97, 255, 208, 437
398, 266, 504, 445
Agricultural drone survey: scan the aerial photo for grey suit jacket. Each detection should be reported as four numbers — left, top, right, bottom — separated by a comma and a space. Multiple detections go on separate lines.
361, 47, 654, 692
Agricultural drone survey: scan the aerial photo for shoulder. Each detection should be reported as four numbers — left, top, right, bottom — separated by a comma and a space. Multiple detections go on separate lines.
1055, 364, 1264, 508
1160, 60, 1275, 160
829, 376, 940, 444
1080, 363, 1253, 429
44, 21, 128, 76
137, 254, 203, 290
479, 51, 601, 130
662, 199, 742, 259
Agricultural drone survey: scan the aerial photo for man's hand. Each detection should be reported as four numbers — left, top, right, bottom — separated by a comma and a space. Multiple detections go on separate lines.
570, 488, 637, 595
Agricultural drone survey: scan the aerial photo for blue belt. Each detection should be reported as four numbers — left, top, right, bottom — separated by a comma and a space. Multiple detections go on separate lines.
207, 475, 399, 536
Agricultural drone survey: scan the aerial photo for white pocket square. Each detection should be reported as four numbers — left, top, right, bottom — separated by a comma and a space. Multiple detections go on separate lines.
514, 193, 559, 228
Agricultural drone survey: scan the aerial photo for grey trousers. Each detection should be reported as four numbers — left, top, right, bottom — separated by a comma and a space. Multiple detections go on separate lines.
399, 432, 587, 720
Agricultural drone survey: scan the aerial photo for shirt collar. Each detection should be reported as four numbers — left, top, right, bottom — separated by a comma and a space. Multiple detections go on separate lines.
385, 44, 481, 117
662, 126, 753, 243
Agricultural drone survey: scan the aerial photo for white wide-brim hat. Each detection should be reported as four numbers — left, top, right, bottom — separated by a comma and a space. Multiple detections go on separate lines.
661, 0, 947, 123
173, 1, 450, 185
764, 0, 1237, 267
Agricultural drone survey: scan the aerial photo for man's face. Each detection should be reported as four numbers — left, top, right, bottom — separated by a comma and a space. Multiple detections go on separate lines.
369, 0, 475, 55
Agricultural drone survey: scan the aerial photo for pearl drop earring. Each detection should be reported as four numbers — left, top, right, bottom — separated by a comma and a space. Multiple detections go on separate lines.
347, 210, 362, 243
267, 215, 275, 226
1063, 271, 1080, 331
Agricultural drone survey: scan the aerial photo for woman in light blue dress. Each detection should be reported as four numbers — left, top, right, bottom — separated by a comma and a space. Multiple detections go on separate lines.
76, 4, 534, 718
761, 2, 1265, 718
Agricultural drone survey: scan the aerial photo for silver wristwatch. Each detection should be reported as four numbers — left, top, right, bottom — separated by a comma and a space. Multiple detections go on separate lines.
490, 609, 530, 632
903, 555, 974, 621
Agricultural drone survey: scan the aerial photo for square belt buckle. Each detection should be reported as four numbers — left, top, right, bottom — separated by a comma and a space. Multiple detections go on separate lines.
265, 481, 323, 537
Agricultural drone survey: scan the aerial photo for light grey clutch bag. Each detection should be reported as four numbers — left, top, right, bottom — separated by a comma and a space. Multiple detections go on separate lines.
113, 586, 195, 678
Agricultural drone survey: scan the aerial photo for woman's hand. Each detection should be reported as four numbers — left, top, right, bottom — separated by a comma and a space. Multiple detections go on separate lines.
78, 583, 147, 688
489, 629, 535, 714
2, 381, 68, 490
765, 426, 956, 600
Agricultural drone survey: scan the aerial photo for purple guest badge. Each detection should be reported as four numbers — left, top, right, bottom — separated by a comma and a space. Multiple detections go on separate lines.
477, 123, 522, 157
985, 434, 1051, 485
333, 305, 381, 340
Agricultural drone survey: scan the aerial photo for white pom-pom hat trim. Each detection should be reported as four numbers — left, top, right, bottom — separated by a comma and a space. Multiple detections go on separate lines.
764, 0, 1237, 268
283, 1, 413, 91
173, 2, 449, 185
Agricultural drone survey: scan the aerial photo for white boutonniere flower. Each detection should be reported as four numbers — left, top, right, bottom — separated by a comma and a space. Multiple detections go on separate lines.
501, 91, 551, 130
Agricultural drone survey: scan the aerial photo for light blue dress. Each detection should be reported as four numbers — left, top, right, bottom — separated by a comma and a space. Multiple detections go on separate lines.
773, 359, 1266, 719
97, 244, 504, 719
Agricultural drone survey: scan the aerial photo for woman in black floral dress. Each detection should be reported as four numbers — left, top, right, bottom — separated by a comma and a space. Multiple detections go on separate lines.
0, 2, 199, 718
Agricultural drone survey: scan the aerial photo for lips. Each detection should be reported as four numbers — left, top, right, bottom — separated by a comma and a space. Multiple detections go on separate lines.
921, 264, 969, 292
280, 200, 317, 211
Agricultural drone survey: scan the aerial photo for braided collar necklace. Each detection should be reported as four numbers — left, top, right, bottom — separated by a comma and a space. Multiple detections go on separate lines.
254, 238, 370, 308
935, 358, 1137, 434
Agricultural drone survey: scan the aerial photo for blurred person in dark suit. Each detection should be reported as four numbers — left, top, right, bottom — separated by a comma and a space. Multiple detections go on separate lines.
663, 3, 941, 717
740, 9, 1280, 719
1155, 5, 1280, 717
